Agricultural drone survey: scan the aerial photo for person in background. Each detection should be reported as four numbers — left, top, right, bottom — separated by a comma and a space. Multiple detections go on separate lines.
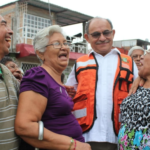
128, 46, 145, 70
15, 25, 91, 150
118, 49, 150, 149
0, 56, 22, 82
66, 17, 138, 150
0, 15, 20, 149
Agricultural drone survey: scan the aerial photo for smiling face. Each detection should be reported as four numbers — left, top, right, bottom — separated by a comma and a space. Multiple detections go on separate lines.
39, 32, 70, 72
0, 15, 13, 59
84, 18, 115, 56
131, 49, 144, 70
138, 51, 150, 79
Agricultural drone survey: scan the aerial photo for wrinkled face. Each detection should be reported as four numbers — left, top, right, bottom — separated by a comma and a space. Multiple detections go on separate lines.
5, 61, 22, 81
41, 32, 70, 71
138, 50, 150, 79
131, 49, 144, 70
84, 18, 115, 56
5, 61, 19, 73
0, 16, 13, 59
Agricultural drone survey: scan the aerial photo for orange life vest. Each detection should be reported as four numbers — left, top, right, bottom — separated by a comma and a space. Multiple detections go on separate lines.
72, 52, 133, 135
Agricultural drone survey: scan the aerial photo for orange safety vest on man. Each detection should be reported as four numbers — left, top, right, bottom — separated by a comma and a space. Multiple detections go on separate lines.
72, 52, 134, 136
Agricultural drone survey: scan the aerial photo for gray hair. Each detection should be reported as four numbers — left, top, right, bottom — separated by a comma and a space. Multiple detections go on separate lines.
85, 17, 113, 34
128, 46, 145, 56
33, 25, 65, 62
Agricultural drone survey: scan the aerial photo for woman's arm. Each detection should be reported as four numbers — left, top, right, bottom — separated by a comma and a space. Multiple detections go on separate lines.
15, 91, 91, 150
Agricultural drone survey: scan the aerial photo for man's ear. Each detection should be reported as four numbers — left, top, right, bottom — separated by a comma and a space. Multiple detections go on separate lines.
36, 51, 44, 61
84, 33, 90, 43
112, 30, 115, 38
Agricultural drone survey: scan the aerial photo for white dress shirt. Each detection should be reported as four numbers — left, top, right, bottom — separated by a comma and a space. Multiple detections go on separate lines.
66, 48, 138, 144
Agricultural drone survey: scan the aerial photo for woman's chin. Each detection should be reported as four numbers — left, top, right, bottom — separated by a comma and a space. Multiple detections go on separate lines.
60, 63, 68, 69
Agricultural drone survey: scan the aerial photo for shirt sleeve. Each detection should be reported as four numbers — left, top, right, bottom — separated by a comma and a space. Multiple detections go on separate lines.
65, 65, 78, 90
20, 68, 49, 99
133, 61, 139, 80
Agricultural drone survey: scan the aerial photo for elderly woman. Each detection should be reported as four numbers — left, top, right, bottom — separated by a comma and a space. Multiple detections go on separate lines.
128, 46, 145, 70
15, 25, 91, 150
118, 49, 150, 150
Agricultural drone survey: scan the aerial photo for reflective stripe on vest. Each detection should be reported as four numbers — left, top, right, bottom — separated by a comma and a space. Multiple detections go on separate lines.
76, 59, 96, 70
72, 108, 87, 119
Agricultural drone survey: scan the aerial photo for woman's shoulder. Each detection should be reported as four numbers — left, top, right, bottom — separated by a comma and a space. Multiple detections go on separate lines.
23, 66, 46, 80
20, 66, 50, 98
21, 66, 51, 86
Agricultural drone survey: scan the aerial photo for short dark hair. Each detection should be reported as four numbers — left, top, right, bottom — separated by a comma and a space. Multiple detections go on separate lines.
0, 57, 14, 65
85, 17, 113, 34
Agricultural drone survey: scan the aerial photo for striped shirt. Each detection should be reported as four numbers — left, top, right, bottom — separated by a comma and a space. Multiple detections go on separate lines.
0, 64, 20, 150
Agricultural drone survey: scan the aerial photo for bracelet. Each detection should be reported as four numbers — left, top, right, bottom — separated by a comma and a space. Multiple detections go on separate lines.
68, 137, 74, 150
73, 139, 76, 150
38, 121, 44, 140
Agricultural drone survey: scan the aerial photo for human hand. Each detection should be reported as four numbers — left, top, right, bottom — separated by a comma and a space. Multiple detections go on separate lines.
75, 141, 91, 150
128, 76, 145, 96
64, 85, 76, 98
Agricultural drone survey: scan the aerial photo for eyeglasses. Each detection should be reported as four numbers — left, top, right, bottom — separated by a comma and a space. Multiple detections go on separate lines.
45, 42, 72, 49
88, 30, 113, 39
132, 54, 142, 59
144, 49, 150, 55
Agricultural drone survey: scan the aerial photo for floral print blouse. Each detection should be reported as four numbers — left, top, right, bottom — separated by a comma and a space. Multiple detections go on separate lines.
118, 87, 150, 150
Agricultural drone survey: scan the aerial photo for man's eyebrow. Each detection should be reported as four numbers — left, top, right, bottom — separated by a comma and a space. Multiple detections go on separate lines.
1, 20, 7, 24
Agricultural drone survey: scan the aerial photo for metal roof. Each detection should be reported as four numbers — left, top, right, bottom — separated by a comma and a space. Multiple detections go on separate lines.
114, 39, 150, 45
28, 0, 93, 26
0, 0, 93, 26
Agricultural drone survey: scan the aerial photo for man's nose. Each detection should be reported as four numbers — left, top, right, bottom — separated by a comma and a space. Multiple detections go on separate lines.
98, 33, 106, 41
15, 68, 21, 73
7, 27, 13, 35
137, 55, 141, 60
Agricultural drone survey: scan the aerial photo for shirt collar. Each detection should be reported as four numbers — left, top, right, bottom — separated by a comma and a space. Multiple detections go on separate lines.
88, 47, 121, 56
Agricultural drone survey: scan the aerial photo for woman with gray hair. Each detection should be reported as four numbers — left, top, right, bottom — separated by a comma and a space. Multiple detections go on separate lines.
15, 25, 91, 150
118, 49, 150, 149
128, 46, 145, 70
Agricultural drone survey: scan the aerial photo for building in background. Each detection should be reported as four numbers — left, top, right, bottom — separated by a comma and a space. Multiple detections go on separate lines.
0, 0, 93, 82
113, 39, 150, 51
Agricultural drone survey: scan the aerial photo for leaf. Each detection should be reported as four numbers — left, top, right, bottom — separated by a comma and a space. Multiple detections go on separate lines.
143, 128, 147, 134
131, 140, 133, 145
118, 139, 121, 143
141, 140, 143, 143
128, 129, 134, 139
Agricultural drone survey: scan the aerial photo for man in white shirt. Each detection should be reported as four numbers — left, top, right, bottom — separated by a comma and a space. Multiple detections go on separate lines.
66, 17, 138, 150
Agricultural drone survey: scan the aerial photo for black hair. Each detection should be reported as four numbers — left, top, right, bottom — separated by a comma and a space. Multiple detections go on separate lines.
0, 56, 14, 65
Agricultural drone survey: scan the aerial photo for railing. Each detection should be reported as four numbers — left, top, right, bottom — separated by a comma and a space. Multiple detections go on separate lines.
17, 26, 87, 54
